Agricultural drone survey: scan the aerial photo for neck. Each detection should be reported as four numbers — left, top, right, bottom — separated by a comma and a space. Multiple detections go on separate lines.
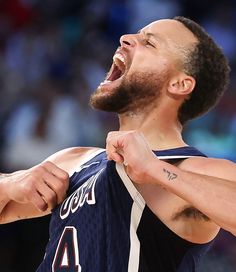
118, 105, 187, 151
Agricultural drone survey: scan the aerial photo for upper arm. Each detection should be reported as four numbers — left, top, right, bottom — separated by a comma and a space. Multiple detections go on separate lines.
179, 157, 236, 181
45, 146, 103, 175
171, 157, 236, 242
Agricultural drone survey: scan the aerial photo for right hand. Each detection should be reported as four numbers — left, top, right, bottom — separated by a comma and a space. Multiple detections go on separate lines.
5, 161, 69, 212
106, 130, 157, 184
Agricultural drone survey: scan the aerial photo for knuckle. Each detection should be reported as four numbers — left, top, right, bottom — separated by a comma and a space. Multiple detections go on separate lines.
55, 182, 64, 192
21, 184, 34, 198
37, 201, 47, 212
54, 185, 60, 194
107, 131, 115, 137
62, 171, 69, 180
106, 136, 111, 144
28, 173, 41, 185
32, 165, 45, 176
59, 171, 69, 181
106, 131, 117, 141
41, 161, 53, 170
43, 160, 52, 167
47, 192, 56, 204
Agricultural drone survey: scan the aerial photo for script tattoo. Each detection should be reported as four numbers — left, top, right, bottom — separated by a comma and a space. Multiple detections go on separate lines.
163, 168, 177, 181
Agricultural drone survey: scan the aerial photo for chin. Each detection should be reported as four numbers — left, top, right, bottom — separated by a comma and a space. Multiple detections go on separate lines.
98, 79, 120, 93
90, 79, 130, 113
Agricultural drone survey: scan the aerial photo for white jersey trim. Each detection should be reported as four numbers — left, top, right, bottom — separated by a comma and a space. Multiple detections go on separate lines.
115, 163, 145, 205
157, 155, 196, 160
116, 163, 145, 272
128, 202, 145, 272
68, 149, 105, 177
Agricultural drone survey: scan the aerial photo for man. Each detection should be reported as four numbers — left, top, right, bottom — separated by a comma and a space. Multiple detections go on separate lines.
0, 16, 234, 271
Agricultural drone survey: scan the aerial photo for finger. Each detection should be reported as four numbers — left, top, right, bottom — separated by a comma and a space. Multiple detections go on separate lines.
42, 161, 69, 182
106, 138, 124, 163
109, 151, 124, 163
43, 172, 67, 204
36, 182, 57, 210
114, 147, 125, 163
30, 191, 48, 212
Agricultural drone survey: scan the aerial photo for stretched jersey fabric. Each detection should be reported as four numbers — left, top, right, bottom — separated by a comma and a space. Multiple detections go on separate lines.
36, 146, 213, 272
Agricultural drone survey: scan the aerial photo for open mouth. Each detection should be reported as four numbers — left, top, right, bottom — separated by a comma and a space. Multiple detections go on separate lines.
101, 52, 126, 85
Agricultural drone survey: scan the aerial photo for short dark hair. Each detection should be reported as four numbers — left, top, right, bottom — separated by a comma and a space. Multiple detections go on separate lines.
173, 16, 230, 125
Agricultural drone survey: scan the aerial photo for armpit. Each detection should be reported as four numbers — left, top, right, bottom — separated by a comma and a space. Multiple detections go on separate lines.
173, 206, 210, 221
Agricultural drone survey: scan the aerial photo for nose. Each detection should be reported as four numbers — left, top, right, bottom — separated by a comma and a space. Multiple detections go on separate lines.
119, 34, 138, 48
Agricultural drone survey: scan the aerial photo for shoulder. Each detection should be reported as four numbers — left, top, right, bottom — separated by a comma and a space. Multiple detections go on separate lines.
45, 147, 105, 175
179, 156, 236, 180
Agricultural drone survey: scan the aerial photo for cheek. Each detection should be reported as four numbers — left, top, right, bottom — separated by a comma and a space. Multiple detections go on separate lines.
129, 51, 172, 77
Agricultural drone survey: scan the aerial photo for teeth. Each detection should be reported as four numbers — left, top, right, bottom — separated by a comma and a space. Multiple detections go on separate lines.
113, 53, 125, 65
100, 80, 112, 85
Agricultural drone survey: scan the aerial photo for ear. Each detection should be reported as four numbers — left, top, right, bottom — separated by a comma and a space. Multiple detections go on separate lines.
167, 74, 196, 97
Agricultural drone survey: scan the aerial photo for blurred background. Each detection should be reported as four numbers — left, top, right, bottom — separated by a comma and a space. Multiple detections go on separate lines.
0, 0, 236, 271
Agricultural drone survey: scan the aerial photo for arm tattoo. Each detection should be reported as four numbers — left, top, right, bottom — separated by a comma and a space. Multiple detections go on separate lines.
163, 168, 177, 181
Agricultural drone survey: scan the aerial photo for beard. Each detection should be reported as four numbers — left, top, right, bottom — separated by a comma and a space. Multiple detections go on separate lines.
90, 71, 169, 114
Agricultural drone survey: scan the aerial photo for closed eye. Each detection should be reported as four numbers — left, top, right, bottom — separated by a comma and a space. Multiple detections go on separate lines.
145, 39, 155, 48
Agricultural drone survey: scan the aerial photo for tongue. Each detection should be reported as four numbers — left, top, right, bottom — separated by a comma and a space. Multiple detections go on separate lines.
108, 65, 122, 81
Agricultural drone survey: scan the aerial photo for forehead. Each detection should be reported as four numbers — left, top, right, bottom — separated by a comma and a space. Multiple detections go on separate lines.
141, 19, 197, 48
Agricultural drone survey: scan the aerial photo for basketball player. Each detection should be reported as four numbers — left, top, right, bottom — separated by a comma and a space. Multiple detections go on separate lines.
0, 17, 234, 271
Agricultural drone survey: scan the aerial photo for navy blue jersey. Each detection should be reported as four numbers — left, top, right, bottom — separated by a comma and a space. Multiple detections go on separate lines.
36, 147, 213, 272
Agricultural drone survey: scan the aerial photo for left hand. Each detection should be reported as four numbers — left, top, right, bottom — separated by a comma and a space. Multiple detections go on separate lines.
106, 130, 157, 183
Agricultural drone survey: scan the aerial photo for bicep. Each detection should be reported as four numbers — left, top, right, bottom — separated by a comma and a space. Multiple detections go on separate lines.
180, 157, 236, 181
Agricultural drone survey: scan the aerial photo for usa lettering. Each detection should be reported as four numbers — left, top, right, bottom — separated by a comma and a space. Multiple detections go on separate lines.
60, 169, 104, 219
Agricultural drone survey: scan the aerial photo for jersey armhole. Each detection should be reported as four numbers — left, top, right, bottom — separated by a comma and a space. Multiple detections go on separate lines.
115, 163, 145, 211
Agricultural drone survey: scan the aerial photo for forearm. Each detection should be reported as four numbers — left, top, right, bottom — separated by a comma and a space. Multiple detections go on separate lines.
0, 173, 14, 218
0, 173, 14, 202
147, 159, 236, 234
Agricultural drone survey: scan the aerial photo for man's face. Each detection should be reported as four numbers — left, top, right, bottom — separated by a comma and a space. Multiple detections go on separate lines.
90, 19, 197, 114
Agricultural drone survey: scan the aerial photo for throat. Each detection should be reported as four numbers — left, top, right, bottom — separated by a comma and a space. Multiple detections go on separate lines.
119, 113, 184, 151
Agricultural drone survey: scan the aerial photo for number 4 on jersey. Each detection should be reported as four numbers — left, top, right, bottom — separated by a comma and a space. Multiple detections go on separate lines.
52, 226, 81, 272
